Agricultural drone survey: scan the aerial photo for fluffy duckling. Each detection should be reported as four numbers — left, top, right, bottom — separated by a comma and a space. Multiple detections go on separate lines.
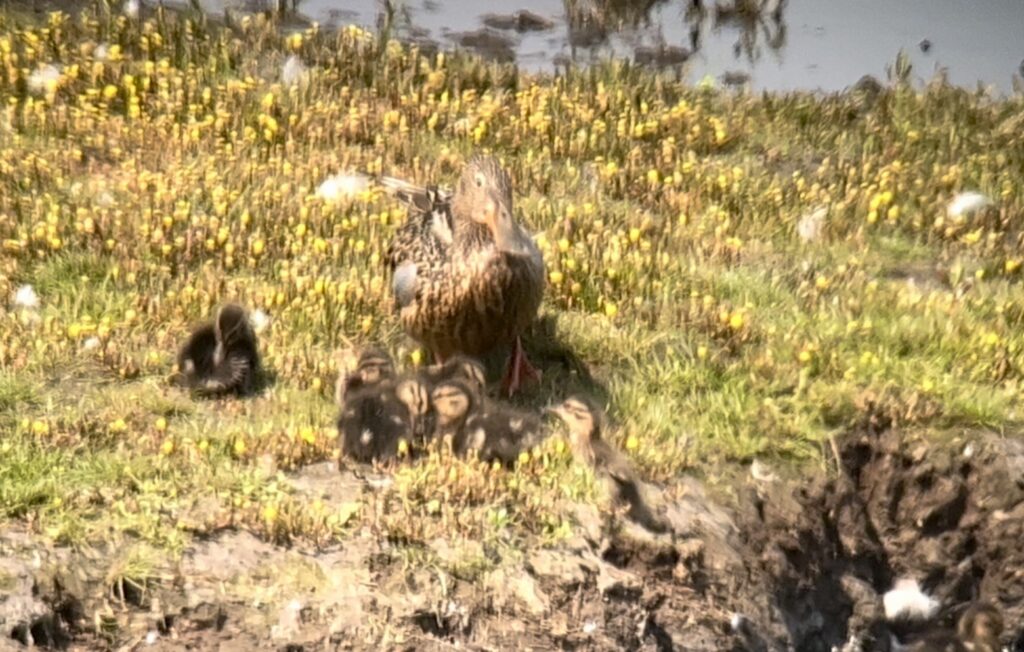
898, 603, 1003, 652
547, 395, 668, 534
429, 378, 479, 453
335, 347, 396, 405
338, 374, 430, 465
458, 403, 547, 466
420, 354, 487, 393
176, 303, 260, 396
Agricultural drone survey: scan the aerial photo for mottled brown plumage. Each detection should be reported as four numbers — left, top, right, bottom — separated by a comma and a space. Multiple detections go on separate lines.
459, 403, 547, 466
384, 154, 545, 396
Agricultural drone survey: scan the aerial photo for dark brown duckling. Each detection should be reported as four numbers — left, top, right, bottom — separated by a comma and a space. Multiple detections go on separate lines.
176, 303, 260, 396
335, 346, 396, 406
546, 395, 668, 534
419, 353, 487, 394
338, 373, 429, 466
458, 403, 547, 466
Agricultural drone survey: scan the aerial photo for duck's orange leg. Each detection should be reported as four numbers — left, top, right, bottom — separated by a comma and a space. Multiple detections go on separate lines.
501, 337, 542, 398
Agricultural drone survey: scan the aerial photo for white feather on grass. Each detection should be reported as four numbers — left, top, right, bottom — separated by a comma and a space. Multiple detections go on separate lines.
13, 284, 40, 309
250, 309, 271, 335
883, 578, 938, 621
27, 64, 60, 95
316, 172, 371, 203
281, 55, 308, 86
947, 191, 992, 219
797, 206, 827, 243
123, 0, 140, 18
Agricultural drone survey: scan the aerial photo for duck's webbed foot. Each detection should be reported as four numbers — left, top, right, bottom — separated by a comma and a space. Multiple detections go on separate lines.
500, 337, 542, 398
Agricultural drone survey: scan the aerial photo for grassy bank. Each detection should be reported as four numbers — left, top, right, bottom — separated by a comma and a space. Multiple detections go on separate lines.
1, 4, 1023, 555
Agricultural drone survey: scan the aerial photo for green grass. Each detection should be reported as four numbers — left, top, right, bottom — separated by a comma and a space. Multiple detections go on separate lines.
0, 3, 1022, 558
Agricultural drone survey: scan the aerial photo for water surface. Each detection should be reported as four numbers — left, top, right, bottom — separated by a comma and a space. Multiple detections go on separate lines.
286, 0, 1023, 92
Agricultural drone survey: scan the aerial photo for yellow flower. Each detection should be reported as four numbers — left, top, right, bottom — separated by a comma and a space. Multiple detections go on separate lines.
234, 439, 247, 456
160, 439, 174, 455
518, 451, 531, 465
728, 312, 745, 330
262, 504, 279, 523
798, 349, 813, 365
198, 439, 209, 453
625, 435, 639, 451
549, 271, 564, 285
155, 417, 167, 431
109, 418, 127, 433
604, 302, 618, 318
251, 239, 265, 256
696, 345, 708, 360
32, 420, 49, 436
397, 438, 409, 456
300, 426, 316, 445
103, 84, 118, 100
410, 349, 423, 366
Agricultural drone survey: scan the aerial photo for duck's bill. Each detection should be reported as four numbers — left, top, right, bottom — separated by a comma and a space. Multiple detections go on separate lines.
543, 405, 568, 420
491, 202, 533, 257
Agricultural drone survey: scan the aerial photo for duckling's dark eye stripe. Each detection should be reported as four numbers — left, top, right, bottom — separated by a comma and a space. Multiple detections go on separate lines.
564, 400, 589, 414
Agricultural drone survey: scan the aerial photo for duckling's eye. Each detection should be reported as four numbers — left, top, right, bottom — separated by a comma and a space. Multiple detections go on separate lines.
474, 173, 485, 188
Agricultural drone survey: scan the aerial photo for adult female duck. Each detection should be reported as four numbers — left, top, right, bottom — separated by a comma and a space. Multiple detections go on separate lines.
384, 154, 545, 397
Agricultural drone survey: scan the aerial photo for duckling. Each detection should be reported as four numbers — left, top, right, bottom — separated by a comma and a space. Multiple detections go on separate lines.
335, 346, 396, 406
420, 354, 487, 394
429, 378, 479, 453
899, 602, 1004, 652
458, 402, 547, 466
337, 373, 429, 465
176, 303, 260, 396
384, 154, 546, 398
546, 395, 668, 534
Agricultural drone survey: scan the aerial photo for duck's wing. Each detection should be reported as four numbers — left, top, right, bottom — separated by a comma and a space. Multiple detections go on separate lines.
384, 184, 455, 312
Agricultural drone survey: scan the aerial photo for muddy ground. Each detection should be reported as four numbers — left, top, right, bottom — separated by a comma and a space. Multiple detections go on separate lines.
2, 411, 1023, 651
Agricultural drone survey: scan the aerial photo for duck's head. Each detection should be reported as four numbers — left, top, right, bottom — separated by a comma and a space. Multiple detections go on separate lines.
395, 377, 430, 417
452, 154, 532, 257
440, 355, 487, 392
356, 348, 395, 386
215, 303, 254, 346
545, 394, 603, 447
431, 379, 476, 428
957, 603, 1003, 649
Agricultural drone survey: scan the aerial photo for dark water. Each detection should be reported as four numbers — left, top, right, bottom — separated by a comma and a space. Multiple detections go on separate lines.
269, 0, 1024, 93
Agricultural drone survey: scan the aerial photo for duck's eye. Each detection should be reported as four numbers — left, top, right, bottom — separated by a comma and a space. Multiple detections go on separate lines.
474, 173, 485, 188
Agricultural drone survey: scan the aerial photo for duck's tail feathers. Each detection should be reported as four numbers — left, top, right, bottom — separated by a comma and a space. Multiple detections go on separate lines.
195, 354, 253, 396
